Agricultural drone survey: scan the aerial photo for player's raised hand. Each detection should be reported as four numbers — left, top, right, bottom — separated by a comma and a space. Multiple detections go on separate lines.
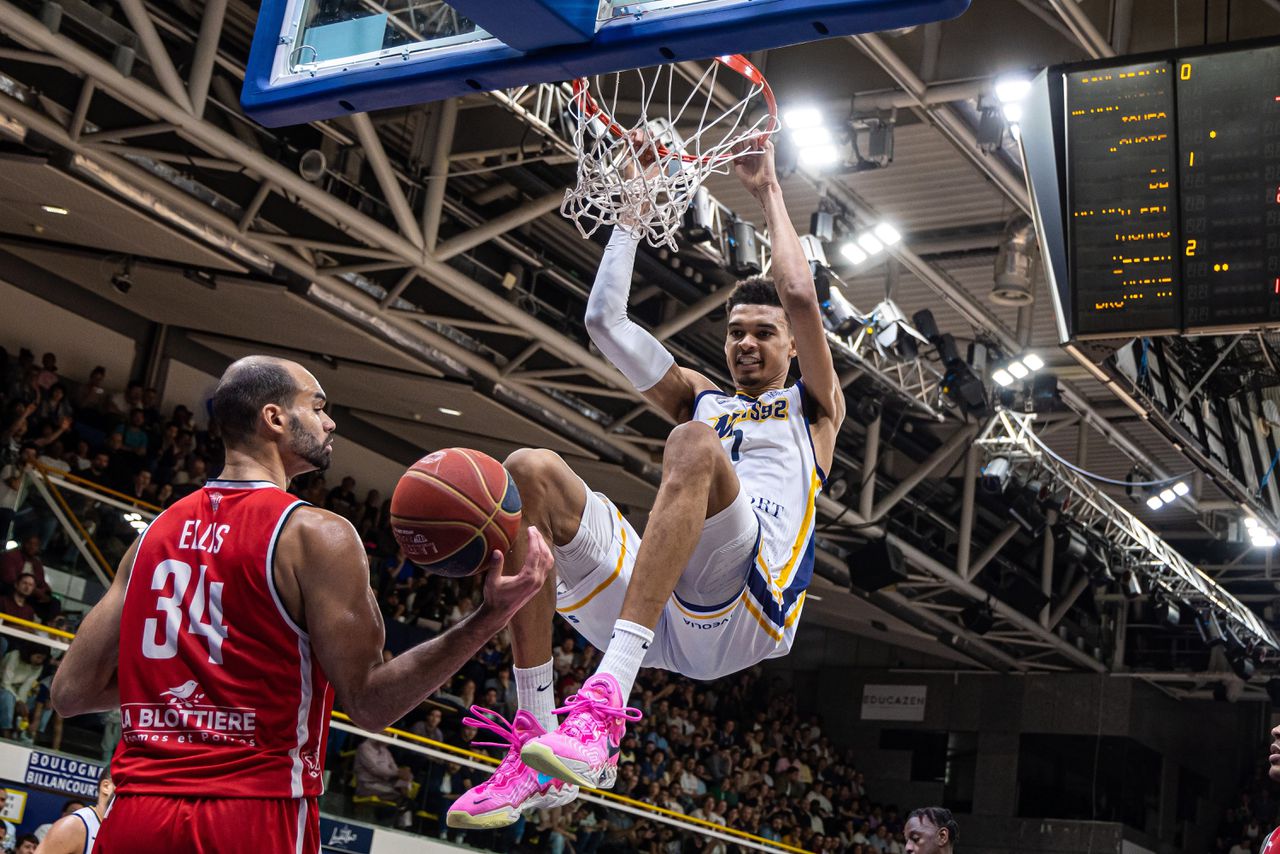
731, 137, 779, 198
482, 526, 554, 620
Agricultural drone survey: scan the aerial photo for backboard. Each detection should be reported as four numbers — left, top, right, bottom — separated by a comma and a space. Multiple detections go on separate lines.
242, 0, 970, 127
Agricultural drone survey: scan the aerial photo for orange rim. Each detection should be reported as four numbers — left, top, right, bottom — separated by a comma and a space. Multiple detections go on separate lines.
572, 54, 778, 165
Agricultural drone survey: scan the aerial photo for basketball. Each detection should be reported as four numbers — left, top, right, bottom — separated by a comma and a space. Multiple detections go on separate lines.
389, 448, 522, 578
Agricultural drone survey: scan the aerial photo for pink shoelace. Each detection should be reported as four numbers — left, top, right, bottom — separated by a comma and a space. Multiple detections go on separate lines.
552, 689, 643, 742
462, 705, 529, 790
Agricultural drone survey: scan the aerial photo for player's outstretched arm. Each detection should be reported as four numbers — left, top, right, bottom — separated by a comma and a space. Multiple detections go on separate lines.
584, 225, 717, 424
282, 507, 553, 733
34, 813, 87, 854
734, 141, 846, 430
50, 540, 137, 717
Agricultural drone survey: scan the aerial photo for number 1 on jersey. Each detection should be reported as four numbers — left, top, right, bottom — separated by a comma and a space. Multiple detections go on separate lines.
730, 428, 745, 461
143, 559, 228, 664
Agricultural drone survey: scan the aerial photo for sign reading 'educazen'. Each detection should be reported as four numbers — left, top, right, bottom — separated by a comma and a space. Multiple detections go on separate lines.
860, 685, 928, 721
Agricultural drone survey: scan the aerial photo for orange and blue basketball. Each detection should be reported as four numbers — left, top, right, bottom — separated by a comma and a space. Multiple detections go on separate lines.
390, 448, 522, 578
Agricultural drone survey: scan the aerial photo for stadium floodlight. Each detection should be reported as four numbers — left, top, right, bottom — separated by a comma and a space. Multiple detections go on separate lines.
1172, 481, 1190, 496
872, 223, 902, 245
1159, 488, 1176, 504
1007, 361, 1030, 379
840, 242, 868, 264
1001, 102, 1024, 124
793, 125, 833, 146
994, 76, 1033, 104
992, 368, 1014, 387
1245, 517, 1260, 530
784, 106, 824, 129
857, 232, 885, 254
1020, 353, 1045, 371
1145, 495, 1164, 510
799, 144, 841, 167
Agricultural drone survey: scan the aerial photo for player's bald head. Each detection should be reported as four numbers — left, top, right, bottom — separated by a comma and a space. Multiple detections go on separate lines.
213, 356, 311, 446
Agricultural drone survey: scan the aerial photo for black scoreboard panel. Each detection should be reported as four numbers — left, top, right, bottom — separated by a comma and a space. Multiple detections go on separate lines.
1066, 61, 1179, 336
1177, 47, 1280, 330
1056, 40, 1280, 338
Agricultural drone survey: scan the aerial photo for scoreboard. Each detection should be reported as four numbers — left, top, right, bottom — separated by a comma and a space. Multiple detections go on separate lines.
1027, 40, 1280, 339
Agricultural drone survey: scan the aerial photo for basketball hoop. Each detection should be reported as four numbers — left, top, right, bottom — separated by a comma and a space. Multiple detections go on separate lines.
561, 55, 778, 250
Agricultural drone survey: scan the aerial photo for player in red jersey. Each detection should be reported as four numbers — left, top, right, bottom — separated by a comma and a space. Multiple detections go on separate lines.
51, 356, 553, 854
1265, 723, 1280, 854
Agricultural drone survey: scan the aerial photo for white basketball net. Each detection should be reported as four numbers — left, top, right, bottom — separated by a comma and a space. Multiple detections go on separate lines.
561, 56, 777, 250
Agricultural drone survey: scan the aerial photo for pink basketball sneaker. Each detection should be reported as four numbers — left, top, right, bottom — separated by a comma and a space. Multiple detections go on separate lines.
446, 707, 579, 830
519, 674, 643, 789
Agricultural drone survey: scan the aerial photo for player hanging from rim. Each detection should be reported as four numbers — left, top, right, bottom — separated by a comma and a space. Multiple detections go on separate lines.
447, 136, 845, 829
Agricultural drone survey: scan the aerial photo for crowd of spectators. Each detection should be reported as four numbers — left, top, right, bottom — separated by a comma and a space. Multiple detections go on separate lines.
1, 342, 912, 852
333, 520, 913, 853
1215, 761, 1278, 854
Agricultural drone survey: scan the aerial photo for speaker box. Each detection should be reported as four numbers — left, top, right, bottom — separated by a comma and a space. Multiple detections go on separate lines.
847, 538, 908, 592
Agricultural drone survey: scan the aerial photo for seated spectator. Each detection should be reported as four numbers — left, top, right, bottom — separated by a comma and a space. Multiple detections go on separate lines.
326, 476, 358, 520
410, 707, 444, 743
172, 456, 208, 493
125, 470, 156, 505
74, 366, 109, 415
33, 383, 71, 432
0, 643, 46, 740
14, 833, 37, 854
0, 537, 55, 609
354, 737, 414, 801
110, 381, 144, 419
0, 574, 39, 627
113, 409, 149, 456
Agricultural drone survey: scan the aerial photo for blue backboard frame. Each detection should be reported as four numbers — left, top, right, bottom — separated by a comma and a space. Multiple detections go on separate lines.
242, 0, 971, 127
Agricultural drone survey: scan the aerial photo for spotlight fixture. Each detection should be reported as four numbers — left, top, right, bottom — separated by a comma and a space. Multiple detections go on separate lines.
872, 223, 901, 246
838, 222, 901, 266
840, 243, 868, 265
990, 352, 1046, 387
40, 204, 69, 215
1122, 570, 1144, 600
786, 107, 843, 169
727, 219, 761, 275
979, 456, 1012, 493
994, 75, 1033, 105
1196, 609, 1226, 647
784, 106, 823, 129
1144, 481, 1192, 510
993, 75, 1032, 125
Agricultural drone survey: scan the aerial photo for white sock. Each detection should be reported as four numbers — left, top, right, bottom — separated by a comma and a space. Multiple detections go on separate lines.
596, 619, 654, 702
513, 660, 558, 733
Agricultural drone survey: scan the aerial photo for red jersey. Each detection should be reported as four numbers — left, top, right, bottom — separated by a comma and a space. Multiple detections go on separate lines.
113, 479, 333, 798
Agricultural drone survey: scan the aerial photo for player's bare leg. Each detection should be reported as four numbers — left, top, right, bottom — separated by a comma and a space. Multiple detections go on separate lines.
614, 421, 740, 628
447, 449, 586, 830
521, 422, 739, 789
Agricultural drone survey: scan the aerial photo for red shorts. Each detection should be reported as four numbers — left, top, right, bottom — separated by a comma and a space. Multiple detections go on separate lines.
1266, 827, 1280, 854
96, 793, 319, 854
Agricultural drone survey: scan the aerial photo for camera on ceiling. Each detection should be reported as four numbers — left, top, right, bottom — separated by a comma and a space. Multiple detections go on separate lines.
111, 257, 134, 294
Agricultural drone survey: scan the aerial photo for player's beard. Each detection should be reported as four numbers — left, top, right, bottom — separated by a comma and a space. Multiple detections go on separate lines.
288, 418, 331, 472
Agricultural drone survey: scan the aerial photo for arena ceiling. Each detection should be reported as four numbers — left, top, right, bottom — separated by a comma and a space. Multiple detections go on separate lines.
1, 0, 1279, 692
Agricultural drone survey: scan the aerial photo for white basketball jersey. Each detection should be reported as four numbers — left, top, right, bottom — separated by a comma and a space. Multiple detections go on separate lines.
74, 806, 101, 854
692, 381, 824, 642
